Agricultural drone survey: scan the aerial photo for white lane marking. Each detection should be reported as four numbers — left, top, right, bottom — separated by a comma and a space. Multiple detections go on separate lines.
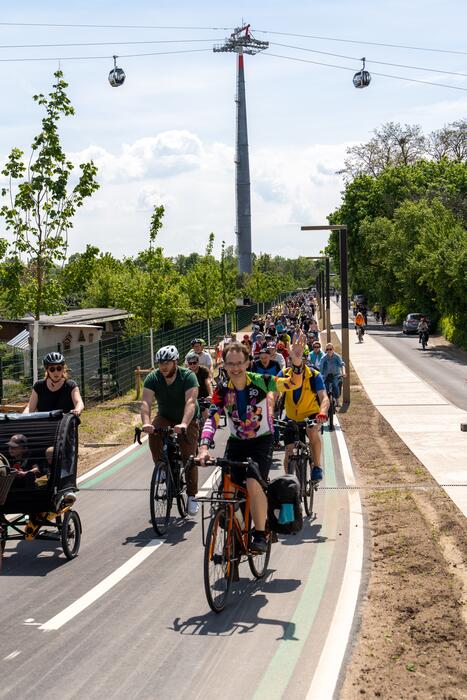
39, 539, 162, 631
77, 434, 148, 485
3, 650, 21, 661
306, 416, 364, 700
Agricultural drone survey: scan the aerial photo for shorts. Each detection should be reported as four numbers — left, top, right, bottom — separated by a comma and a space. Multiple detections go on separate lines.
283, 416, 318, 446
224, 434, 273, 487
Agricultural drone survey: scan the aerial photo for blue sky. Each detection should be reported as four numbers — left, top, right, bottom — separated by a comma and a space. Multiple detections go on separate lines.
0, 0, 465, 260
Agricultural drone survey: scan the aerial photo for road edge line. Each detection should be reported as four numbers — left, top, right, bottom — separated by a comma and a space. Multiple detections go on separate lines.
306, 416, 364, 700
77, 434, 148, 485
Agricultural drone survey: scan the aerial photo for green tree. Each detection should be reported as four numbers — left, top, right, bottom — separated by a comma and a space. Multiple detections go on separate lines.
183, 233, 222, 342
60, 244, 100, 306
0, 70, 99, 320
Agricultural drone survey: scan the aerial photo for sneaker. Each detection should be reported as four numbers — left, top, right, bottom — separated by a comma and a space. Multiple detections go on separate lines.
311, 466, 323, 482
250, 532, 268, 553
187, 496, 199, 516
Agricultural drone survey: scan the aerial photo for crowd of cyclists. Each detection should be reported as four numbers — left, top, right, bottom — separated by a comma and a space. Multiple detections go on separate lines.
139, 290, 346, 552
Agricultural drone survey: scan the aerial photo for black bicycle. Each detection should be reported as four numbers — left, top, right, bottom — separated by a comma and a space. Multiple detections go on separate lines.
275, 418, 318, 517
324, 373, 341, 432
135, 426, 188, 537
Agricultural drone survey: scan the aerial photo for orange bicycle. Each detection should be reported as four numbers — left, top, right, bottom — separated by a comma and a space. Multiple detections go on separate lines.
194, 457, 272, 613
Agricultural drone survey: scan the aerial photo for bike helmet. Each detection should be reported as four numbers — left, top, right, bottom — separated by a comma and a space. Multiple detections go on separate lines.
155, 345, 179, 362
185, 351, 199, 363
191, 338, 205, 346
43, 351, 65, 366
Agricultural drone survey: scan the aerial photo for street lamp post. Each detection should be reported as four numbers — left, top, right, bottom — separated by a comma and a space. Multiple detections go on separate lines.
301, 225, 350, 405
306, 255, 331, 344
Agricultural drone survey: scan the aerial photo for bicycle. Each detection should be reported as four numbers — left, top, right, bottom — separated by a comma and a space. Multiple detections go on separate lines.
420, 330, 429, 351
135, 426, 188, 537
274, 418, 318, 518
324, 373, 341, 432
194, 457, 272, 613
356, 325, 364, 343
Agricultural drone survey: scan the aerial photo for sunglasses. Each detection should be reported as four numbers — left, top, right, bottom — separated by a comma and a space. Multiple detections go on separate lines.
187, 361, 199, 365
48, 365, 64, 372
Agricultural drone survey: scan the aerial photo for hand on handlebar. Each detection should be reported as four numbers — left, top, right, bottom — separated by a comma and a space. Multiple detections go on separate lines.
173, 423, 187, 435
316, 412, 328, 424
142, 423, 155, 434
197, 445, 211, 466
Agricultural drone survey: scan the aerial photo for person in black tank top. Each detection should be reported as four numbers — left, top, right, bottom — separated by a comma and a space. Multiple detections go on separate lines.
24, 352, 84, 417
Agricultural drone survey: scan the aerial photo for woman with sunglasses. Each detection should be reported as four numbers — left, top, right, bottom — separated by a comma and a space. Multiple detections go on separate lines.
24, 352, 84, 417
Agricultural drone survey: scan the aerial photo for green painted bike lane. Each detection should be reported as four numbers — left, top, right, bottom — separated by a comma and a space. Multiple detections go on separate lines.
79, 443, 147, 490
253, 428, 341, 700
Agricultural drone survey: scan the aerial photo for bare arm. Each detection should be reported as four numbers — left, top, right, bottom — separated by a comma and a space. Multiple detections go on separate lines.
175, 386, 199, 432
23, 389, 39, 414
317, 388, 330, 416
71, 387, 85, 416
141, 387, 155, 433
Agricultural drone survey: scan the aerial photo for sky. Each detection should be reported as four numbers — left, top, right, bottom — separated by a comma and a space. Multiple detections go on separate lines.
0, 0, 466, 261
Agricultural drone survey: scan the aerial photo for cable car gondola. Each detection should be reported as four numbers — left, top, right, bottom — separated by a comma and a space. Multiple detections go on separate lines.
353, 57, 371, 89
108, 55, 126, 87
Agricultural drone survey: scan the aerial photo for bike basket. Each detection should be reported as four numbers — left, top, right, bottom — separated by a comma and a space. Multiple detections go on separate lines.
0, 472, 16, 506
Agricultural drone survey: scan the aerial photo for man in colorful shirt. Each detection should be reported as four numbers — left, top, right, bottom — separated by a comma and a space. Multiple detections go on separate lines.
198, 333, 307, 553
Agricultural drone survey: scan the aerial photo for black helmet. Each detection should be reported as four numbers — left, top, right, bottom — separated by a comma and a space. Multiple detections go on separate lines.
43, 351, 65, 366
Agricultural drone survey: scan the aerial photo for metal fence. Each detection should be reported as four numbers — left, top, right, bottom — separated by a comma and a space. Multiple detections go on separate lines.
0, 293, 293, 407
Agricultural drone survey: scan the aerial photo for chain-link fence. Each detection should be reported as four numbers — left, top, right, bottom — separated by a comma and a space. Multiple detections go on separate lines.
0, 292, 296, 407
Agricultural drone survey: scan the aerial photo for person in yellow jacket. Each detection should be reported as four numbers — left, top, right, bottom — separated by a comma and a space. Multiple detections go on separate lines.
279, 360, 329, 481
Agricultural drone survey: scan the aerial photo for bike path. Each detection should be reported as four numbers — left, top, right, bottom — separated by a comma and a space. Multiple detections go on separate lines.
0, 424, 362, 699
329, 301, 467, 517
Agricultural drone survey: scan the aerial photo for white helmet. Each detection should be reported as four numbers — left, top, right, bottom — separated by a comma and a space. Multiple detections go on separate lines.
155, 345, 179, 362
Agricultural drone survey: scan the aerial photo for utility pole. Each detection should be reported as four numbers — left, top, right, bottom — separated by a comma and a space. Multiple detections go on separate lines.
214, 24, 268, 276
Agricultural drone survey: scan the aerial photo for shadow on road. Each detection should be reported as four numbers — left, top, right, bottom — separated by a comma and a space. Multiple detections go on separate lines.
0, 538, 70, 576
170, 573, 301, 640
123, 518, 196, 548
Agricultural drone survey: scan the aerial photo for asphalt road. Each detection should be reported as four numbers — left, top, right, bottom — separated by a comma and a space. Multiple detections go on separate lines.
0, 423, 356, 700
367, 321, 467, 411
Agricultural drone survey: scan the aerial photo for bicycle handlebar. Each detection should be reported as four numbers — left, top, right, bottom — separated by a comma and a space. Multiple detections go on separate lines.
274, 417, 318, 428
134, 425, 186, 444
192, 457, 250, 468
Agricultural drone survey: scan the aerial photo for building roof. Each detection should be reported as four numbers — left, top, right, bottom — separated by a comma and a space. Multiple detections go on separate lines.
0, 308, 130, 326
6, 329, 30, 350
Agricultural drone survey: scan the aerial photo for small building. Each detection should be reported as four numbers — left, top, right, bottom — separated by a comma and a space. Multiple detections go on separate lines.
0, 308, 130, 352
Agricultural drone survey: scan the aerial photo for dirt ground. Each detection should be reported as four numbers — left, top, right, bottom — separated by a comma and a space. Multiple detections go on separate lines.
335, 333, 467, 700
77, 392, 141, 475
75, 339, 467, 699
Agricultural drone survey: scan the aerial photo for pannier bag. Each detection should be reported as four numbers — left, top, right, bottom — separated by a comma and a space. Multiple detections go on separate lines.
267, 474, 303, 535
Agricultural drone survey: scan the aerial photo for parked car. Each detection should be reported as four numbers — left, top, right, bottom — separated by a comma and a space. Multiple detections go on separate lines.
402, 313, 430, 334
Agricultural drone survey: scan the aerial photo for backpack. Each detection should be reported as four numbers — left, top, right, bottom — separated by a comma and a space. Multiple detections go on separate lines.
267, 474, 303, 535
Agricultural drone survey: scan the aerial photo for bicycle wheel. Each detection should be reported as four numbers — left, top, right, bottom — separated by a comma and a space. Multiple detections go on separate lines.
328, 396, 335, 431
248, 532, 271, 578
204, 508, 235, 613
175, 464, 187, 518
150, 463, 172, 537
303, 457, 314, 517
61, 510, 81, 560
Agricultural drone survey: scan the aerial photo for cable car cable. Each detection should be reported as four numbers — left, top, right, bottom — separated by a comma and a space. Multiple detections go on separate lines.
253, 28, 467, 56
262, 52, 467, 91
0, 38, 223, 49
269, 42, 467, 77
0, 47, 212, 63
0, 21, 234, 30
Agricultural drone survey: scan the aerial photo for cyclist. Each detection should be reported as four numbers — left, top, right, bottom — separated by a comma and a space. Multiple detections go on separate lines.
185, 338, 213, 378
417, 316, 430, 344
309, 340, 325, 367
141, 345, 200, 516
279, 355, 329, 481
198, 332, 307, 553
185, 350, 212, 419
354, 310, 365, 339
319, 343, 346, 407
24, 352, 84, 417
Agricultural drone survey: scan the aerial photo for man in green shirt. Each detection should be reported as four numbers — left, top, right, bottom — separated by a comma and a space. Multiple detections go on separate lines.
141, 345, 200, 515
